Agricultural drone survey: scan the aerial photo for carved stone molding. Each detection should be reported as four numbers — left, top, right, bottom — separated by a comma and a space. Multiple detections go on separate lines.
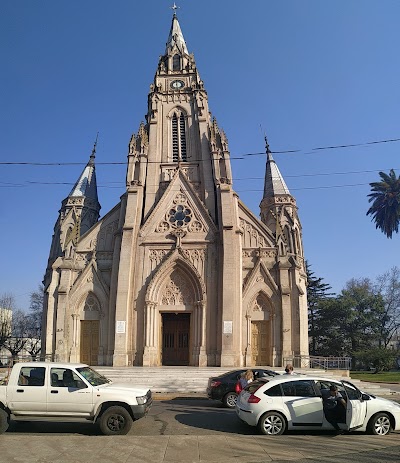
239, 219, 269, 248
242, 248, 277, 259
149, 249, 169, 266
161, 271, 194, 305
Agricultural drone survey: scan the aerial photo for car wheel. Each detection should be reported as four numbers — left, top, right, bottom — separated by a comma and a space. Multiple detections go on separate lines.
367, 413, 392, 436
0, 408, 9, 434
223, 392, 238, 408
98, 406, 133, 435
258, 411, 286, 436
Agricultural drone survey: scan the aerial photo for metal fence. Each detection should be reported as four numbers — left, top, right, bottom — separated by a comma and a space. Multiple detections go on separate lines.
283, 355, 352, 371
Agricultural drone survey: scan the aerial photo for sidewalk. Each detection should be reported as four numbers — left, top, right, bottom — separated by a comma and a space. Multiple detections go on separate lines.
0, 432, 399, 463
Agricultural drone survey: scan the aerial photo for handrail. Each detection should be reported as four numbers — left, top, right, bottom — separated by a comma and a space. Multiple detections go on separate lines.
283, 355, 352, 370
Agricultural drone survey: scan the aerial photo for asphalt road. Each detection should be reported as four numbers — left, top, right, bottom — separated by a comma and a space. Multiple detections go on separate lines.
6, 398, 249, 436
1, 398, 400, 463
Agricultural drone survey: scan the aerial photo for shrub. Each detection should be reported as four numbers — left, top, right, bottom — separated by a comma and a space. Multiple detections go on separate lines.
353, 348, 399, 372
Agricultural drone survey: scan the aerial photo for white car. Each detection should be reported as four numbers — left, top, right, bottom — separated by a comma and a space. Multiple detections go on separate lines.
236, 375, 400, 436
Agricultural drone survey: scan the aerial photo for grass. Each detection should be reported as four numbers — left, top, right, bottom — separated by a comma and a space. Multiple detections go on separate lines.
350, 371, 400, 383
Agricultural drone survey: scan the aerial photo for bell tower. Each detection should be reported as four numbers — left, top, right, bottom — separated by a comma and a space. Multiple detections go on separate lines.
125, 11, 232, 224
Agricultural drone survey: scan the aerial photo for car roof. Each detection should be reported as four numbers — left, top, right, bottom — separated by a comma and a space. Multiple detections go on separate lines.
212, 368, 276, 378
257, 375, 342, 385
14, 362, 89, 368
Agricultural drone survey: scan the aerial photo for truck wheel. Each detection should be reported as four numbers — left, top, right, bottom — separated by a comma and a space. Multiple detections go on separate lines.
98, 406, 133, 435
223, 392, 238, 408
0, 409, 10, 434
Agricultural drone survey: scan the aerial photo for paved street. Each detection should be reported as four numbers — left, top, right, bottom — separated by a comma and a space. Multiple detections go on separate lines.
0, 398, 399, 462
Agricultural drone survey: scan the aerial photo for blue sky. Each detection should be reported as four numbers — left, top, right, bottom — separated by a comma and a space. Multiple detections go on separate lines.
1, 0, 399, 310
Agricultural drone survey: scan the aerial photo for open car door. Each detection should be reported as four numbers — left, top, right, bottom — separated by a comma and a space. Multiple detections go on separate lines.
342, 380, 367, 430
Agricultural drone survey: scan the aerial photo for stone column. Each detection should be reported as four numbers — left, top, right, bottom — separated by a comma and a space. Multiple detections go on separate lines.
143, 301, 158, 366
198, 301, 207, 366
244, 313, 252, 366
69, 313, 79, 362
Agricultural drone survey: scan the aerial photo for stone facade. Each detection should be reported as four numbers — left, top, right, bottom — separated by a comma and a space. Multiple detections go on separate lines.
42, 14, 309, 367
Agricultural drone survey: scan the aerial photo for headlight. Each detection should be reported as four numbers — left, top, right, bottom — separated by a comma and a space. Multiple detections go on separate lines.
136, 395, 148, 405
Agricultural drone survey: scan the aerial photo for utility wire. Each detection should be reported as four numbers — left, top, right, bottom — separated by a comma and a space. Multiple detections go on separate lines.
0, 167, 396, 188
1, 136, 399, 166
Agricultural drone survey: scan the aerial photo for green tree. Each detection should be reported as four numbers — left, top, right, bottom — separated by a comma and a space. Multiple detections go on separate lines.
367, 169, 400, 238
306, 262, 334, 355
315, 279, 385, 357
353, 347, 399, 372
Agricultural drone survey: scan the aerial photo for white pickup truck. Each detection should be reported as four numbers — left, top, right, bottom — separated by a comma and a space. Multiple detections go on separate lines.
0, 362, 152, 435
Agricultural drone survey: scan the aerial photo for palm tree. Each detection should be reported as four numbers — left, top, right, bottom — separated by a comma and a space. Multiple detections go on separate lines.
367, 169, 400, 238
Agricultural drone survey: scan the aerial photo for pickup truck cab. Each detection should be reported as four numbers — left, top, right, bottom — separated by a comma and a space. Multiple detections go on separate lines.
0, 362, 152, 435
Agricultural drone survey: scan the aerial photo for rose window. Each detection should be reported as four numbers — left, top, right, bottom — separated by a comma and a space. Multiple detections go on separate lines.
169, 204, 192, 228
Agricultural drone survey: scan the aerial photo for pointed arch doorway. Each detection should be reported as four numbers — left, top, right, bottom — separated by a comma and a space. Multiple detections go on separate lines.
250, 293, 274, 366
79, 293, 101, 366
162, 312, 190, 365
144, 255, 207, 367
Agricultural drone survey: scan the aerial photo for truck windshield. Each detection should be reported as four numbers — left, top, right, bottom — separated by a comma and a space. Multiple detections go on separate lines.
76, 367, 111, 386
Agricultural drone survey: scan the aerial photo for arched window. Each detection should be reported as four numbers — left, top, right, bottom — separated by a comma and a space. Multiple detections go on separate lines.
173, 54, 181, 71
171, 112, 187, 162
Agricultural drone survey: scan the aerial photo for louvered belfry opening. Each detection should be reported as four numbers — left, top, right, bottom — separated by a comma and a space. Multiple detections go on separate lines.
171, 112, 187, 162
172, 114, 179, 161
179, 113, 187, 161
173, 54, 181, 71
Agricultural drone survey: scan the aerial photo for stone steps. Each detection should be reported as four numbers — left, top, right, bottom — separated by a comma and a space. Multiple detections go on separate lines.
94, 366, 398, 396
1, 365, 396, 396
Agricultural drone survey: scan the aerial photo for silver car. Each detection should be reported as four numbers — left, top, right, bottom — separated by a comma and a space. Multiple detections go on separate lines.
236, 375, 400, 436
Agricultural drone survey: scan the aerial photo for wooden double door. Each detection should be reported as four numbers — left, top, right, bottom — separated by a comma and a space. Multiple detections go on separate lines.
80, 320, 99, 366
162, 313, 190, 366
252, 321, 270, 365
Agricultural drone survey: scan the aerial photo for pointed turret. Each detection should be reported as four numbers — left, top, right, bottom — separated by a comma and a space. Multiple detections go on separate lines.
51, 140, 101, 257
165, 12, 188, 55
262, 137, 290, 198
68, 142, 99, 204
260, 136, 303, 259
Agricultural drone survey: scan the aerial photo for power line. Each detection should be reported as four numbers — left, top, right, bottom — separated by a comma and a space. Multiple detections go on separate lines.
0, 181, 374, 192
1, 136, 399, 166
0, 167, 396, 189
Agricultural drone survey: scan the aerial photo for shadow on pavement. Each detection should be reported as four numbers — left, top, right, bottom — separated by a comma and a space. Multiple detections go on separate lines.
7, 420, 100, 436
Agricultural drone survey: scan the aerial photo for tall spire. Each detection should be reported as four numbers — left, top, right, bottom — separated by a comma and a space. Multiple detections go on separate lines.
262, 136, 290, 198
69, 136, 99, 203
165, 7, 188, 55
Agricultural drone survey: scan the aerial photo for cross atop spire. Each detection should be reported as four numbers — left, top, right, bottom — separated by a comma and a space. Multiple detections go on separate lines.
89, 132, 99, 165
170, 2, 179, 16
264, 134, 271, 157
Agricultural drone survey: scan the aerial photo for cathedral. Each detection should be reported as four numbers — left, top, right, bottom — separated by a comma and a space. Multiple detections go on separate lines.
42, 13, 309, 367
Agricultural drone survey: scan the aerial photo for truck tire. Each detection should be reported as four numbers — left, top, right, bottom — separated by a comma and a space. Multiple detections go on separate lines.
98, 406, 133, 435
0, 408, 9, 434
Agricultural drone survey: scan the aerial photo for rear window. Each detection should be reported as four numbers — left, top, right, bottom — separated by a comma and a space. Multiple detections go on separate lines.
264, 384, 282, 396
244, 379, 268, 394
